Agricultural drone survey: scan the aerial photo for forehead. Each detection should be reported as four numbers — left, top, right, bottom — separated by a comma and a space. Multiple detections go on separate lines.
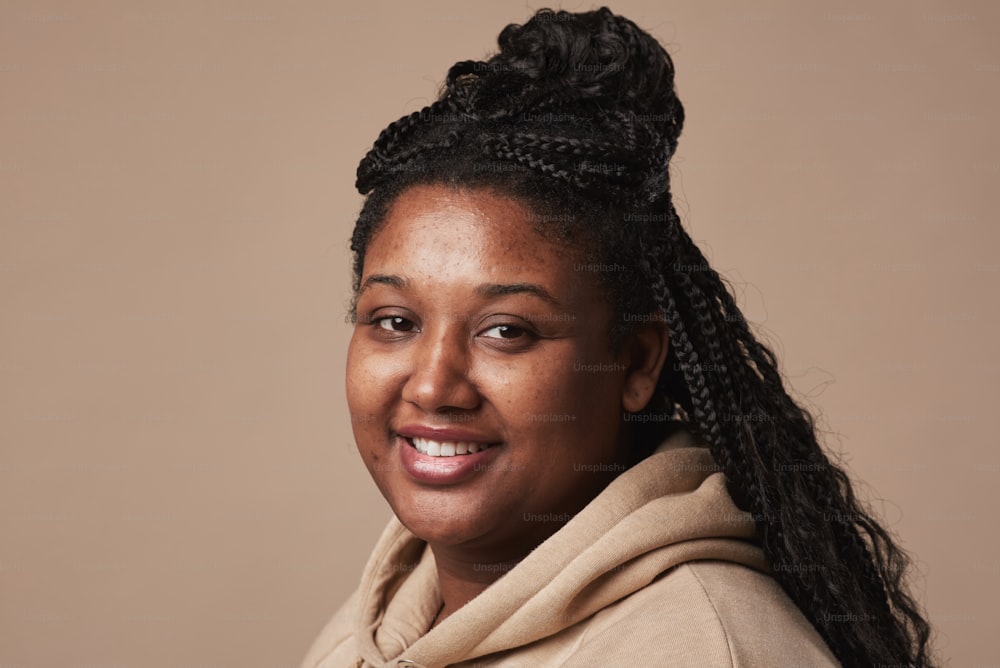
365, 184, 577, 281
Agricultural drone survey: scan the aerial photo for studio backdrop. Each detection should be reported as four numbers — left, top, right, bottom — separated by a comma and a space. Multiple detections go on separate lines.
1, 1, 996, 665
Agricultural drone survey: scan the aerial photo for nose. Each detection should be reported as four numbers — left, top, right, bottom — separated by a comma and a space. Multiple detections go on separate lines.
401, 323, 480, 413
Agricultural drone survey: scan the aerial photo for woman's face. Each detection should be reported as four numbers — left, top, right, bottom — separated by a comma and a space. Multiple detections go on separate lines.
347, 183, 639, 560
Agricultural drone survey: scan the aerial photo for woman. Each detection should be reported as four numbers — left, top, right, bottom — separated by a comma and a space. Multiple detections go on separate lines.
302, 7, 934, 667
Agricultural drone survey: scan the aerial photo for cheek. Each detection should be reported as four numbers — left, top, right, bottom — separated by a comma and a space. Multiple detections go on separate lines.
483, 351, 620, 430
345, 342, 389, 471
346, 335, 393, 404
344, 336, 368, 415
345, 338, 393, 440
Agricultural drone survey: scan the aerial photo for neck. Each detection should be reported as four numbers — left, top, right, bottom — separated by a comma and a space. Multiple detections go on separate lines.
423, 438, 646, 626
428, 544, 524, 627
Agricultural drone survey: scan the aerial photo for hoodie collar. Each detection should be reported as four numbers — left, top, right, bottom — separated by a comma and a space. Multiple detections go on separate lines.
354, 430, 766, 667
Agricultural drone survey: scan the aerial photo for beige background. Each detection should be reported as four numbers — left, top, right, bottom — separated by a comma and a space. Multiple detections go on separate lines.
1, 0, 996, 665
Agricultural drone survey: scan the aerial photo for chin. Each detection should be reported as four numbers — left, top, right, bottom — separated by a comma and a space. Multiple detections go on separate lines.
399, 513, 489, 548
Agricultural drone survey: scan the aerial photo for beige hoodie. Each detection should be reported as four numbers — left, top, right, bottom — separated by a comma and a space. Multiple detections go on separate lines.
301, 430, 841, 667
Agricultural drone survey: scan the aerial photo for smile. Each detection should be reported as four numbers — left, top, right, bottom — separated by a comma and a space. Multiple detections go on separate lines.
410, 437, 497, 457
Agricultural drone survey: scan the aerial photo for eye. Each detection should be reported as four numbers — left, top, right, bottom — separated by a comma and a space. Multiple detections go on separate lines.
376, 316, 416, 332
481, 324, 526, 340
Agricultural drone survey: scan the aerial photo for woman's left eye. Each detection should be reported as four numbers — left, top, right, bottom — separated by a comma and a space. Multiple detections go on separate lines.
481, 324, 526, 340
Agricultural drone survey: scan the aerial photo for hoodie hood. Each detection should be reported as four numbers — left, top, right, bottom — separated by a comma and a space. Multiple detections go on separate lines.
349, 428, 767, 667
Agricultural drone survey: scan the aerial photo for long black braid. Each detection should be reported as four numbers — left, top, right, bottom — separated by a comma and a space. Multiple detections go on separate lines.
347, 7, 935, 667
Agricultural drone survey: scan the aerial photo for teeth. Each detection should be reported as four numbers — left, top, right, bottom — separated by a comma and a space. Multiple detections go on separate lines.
411, 437, 493, 457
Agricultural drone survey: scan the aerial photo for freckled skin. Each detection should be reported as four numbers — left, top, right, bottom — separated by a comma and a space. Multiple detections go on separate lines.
346, 183, 667, 619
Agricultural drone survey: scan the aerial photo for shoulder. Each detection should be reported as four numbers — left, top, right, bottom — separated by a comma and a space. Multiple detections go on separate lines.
558, 561, 841, 667
298, 588, 362, 668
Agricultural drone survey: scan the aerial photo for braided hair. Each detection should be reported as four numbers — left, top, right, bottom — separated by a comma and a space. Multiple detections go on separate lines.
347, 7, 935, 667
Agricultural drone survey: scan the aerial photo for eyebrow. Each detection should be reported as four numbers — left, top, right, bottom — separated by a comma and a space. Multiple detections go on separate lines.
476, 282, 562, 307
359, 274, 407, 294
359, 274, 562, 307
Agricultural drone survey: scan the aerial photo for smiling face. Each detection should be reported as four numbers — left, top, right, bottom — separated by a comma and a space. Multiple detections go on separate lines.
347, 183, 648, 561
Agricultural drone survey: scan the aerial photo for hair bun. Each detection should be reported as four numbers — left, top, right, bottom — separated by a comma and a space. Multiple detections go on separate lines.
448, 7, 683, 153
357, 7, 685, 202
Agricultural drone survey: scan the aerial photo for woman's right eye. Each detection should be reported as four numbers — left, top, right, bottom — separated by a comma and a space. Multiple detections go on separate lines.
375, 316, 416, 332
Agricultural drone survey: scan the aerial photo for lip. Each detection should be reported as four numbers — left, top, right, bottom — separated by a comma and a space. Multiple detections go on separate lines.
395, 432, 503, 486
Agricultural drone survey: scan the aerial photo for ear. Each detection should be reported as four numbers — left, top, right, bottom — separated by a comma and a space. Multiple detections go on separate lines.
621, 321, 670, 413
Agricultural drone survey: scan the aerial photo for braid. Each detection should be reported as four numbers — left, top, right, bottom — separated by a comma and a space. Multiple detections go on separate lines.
658, 203, 932, 664
348, 6, 936, 665
480, 132, 660, 199
356, 98, 463, 195
659, 283, 722, 450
